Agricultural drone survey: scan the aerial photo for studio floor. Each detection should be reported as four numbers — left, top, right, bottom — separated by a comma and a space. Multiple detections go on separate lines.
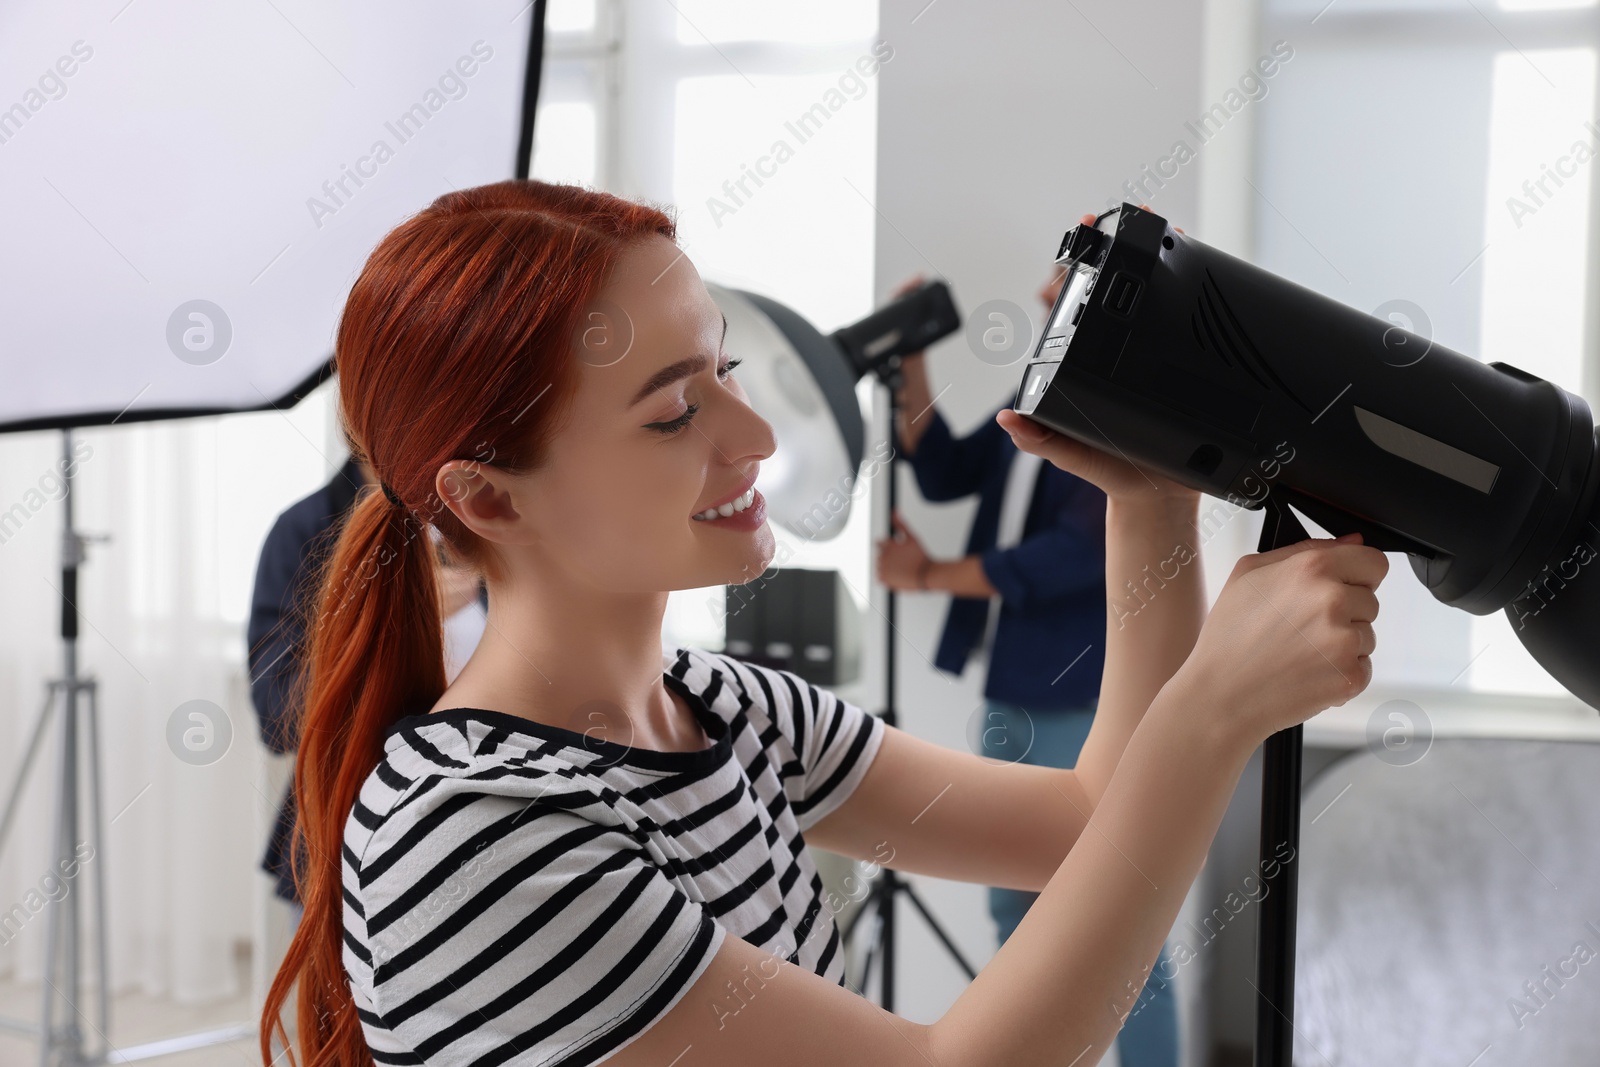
0, 952, 262, 1067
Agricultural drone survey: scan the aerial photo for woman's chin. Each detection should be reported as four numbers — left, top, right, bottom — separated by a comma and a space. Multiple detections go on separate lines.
714, 526, 776, 585
740, 525, 777, 575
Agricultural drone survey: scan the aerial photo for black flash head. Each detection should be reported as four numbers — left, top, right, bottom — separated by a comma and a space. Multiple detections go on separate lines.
832, 278, 961, 382
1013, 202, 1600, 710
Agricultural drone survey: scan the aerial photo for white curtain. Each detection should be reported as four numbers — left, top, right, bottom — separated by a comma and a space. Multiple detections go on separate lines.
0, 382, 341, 1006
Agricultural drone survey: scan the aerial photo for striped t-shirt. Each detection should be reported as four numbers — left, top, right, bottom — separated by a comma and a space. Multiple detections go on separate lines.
341, 645, 886, 1066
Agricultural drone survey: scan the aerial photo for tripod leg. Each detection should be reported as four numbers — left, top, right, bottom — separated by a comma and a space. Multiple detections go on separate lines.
39, 684, 70, 1067
879, 871, 896, 1011
0, 683, 61, 858
857, 897, 883, 998
897, 882, 979, 979
843, 876, 895, 996
64, 678, 83, 1058
86, 679, 110, 1050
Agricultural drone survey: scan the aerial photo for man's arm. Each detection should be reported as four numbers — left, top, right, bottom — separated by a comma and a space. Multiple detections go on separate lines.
976, 483, 1106, 608
246, 515, 310, 755
892, 354, 1005, 502
878, 484, 1104, 602
920, 554, 997, 596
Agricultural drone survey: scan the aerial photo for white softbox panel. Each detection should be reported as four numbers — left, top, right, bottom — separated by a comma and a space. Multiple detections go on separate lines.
0, 0, 540, 431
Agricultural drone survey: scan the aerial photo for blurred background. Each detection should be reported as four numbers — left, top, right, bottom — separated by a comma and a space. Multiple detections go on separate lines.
3, 1, 1600, 1065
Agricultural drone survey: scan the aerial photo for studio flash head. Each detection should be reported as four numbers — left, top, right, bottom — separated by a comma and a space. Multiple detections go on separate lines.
1013, 203, 1600, 710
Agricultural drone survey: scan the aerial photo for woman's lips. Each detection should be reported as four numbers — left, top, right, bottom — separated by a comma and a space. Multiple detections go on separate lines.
692, 488, 766, 531
694, 467, 761, 516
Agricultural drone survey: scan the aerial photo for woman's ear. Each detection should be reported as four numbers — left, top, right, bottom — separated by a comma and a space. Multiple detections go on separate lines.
435, 459, 530, 545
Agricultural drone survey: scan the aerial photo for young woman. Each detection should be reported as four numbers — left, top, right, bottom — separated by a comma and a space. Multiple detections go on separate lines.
260, 180, 1387, 1067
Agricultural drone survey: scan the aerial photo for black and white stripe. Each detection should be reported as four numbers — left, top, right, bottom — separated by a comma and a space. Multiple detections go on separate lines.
342, 646, 885, 1066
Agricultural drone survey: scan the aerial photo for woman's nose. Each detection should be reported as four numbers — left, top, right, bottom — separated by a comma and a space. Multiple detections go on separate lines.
747, 410, 777, 462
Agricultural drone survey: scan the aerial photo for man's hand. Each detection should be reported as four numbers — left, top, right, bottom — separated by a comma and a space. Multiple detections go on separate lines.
875, 510, 934, 591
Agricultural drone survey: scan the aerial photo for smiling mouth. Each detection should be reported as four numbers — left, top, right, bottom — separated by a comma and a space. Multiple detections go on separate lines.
692, 487, 756, 522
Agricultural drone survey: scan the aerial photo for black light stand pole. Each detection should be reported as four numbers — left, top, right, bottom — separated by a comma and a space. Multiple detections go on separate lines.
1253, 492, 1312, 1067
839, 356, 979, 1009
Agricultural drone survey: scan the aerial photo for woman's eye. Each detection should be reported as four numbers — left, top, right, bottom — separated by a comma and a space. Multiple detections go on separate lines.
646, 360, 740, 435
647, 403, 699, 435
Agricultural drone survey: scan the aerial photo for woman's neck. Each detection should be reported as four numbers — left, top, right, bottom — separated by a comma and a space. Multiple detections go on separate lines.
427, 569, 702, 750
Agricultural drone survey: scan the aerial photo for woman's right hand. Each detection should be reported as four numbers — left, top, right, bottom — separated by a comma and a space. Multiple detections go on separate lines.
1170, 531, 1388, 749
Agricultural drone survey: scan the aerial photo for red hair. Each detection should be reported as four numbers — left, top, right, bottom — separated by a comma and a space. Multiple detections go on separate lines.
260, 180, 677, 1066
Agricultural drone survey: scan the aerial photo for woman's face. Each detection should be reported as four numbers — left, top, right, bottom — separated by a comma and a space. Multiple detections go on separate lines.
487, 234, 778, 595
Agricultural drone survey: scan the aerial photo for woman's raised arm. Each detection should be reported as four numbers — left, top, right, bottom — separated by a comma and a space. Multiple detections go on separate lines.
1075, 491, 1205, 806
993, 407, 1205, 808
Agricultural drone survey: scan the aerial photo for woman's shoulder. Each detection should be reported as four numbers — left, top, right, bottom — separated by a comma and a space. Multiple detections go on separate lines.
674, 645, 885, 832
375, 705, 580, 781
670, 644, 871, 758
670, 643, 800, 724
344, 710, 598, 876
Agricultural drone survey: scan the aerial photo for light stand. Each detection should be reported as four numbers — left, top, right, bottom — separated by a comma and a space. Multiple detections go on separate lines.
0, 431, 259, 1066
837, 332, 979, 1007
825, 281, 972, 1004
0, 430, 110, 1065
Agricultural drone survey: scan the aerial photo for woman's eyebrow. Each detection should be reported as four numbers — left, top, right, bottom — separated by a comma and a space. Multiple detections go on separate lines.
625, 314, 729, 409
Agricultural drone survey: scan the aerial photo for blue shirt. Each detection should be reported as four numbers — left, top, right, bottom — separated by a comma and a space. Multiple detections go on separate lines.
900, 404, 1107, 709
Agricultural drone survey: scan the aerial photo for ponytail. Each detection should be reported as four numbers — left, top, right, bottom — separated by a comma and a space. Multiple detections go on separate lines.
258, 179, 677, 1066
262, 486, 445, 1065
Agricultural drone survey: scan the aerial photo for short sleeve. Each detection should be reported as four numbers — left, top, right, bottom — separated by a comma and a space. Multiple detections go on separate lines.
739, 662, 885, 832
359, 794, 726, 1066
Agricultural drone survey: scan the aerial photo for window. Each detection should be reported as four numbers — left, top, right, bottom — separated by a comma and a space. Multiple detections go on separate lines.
529, 0, 615, 188
1255, 0, 1600, 699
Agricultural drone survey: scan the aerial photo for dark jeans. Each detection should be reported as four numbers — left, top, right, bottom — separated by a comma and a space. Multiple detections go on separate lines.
980, 698, 1179, 1067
